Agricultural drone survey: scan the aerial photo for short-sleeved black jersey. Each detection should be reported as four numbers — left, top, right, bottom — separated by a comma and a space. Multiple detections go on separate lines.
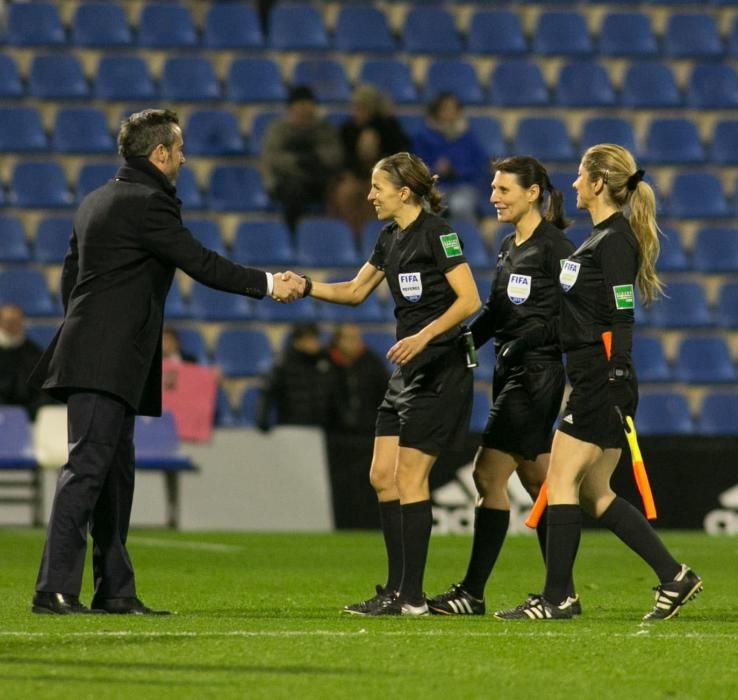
369, 209, 467, 369
470, 220, 574, 359
558, 212, 638, 364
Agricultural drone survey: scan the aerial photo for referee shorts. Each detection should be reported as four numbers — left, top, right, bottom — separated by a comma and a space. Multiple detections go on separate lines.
557, 346, 638, 450
375, 347, 473, 456
481, 361, 565, 461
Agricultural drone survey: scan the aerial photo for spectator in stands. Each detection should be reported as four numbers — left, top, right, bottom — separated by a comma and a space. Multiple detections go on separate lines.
261, 85, 344, 233
255, 322, 337, 431
162, 324, 196, 364
328, 85, 410, 236
0, 303, 46, 419
326, 322, 389, 434
412, 92, 487, 221
29, 108, 303, 617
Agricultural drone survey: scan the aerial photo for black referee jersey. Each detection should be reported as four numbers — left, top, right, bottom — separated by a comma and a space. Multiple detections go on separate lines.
369, 209, 468, 373
558, 212, 638, 365
470, 220, 574, 359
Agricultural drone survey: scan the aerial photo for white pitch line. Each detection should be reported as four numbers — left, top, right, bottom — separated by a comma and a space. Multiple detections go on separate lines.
127, 536, 242, 553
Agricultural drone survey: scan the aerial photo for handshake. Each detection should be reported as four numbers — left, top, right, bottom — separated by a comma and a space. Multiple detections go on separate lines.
270, 270, 310, 303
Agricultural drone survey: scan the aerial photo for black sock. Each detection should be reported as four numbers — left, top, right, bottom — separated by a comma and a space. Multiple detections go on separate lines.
537, 508, 575, 598
461, 507, 509, 599
598, 497, 681, 583
399, 500, 433, 603
543, 504, 582, 605
379, 500, 403, 592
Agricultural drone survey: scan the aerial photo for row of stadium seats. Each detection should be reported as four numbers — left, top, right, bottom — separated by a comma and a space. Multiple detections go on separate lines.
5, 212, 738, 274
3, 161, 738, 220
7, 3, 738, 59
3, 52, 738, 108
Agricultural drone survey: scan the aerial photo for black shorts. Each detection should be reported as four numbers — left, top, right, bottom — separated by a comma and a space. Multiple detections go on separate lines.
375, 347, 473, 455
481, 361, 565, 460
558, 346, 638, 450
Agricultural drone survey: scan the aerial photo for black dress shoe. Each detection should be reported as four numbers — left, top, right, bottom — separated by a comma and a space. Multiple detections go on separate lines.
31, 592, 103, 615
90, 596, 172, 616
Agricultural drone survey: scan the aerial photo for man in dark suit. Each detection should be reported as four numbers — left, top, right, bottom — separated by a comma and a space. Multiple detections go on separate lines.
29, 109, 304, 615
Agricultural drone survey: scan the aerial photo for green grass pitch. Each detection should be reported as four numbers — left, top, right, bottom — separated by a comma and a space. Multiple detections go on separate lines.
1, 529, 736, 700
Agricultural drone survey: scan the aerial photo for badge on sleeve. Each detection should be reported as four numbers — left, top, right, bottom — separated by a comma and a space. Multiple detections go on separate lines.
399, 272, 422, 302
440, 232, 463, 258
507, 274, 531, 304
559, 260, 580, 292
613, 284, 635, 310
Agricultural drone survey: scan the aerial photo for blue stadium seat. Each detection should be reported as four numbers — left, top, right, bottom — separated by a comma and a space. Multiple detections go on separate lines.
315, 280, 387, 323
0, 406, 37, 475
656, 226, 690, 272
469, 116, 506, 159
469, 390, 491, 433
295, 218, 361, 268
253, 296, 316, 322
232, 220, 295, 266
467, 10, 527, 55
35, 217, 72, 264
189, 283, 252, 321
7, 2, 65, 46
716, 282, 738, 328
674, 336, 736, 384
163, 281, 188, 321
579, 117, 637, 156
513, 118, 574, 162
663, 13, 723, 59
642, 118, 705, 165
598, 12, 657, 57
237, 386, 263, 428
134, 413, 194, 476
95, 56, 157, 101
10, 162, 72, 209
532, 11, 592, 57
692, 227, 738, 272
0, 216, 30, 263
214, 385, 236, 427
76, 162, 118, 201
710, 120, 738, 164
555, 61, 616, 107
174, 327, 208, 365
335, 6, 395, 53
402, 7, 461, 54
649, 281, 712, 328
26, 324, 58, 350
632, 335, 672, 383
248, 111, 280, 155
697, 393, 738, 436
208, 165, 270, 212
29, 54, 89, 99
423, 60, 483, 105
0, 269, 58, 316
186, 219, 225, 256
450, 220, 491, 269
203, 3, 263, 50
186, 110, 245, 156
138, 3, 197, 49
362, 331, 395, 371
636, 392, 694, 435
686, 64, 738, 109
621, 62, 682, 108
489, 61, 549, 107
669, 173, 729, 219
566, 223, 592, 250
176, 169, 204, 211
226, 58, 286, 103
358, 59, 418, 105
0, 56, 23, 98
72, 2, 132, 48
293, 59, 351, 103
52, 107, 113, 154
0, 107, 47, 152
268, 4, 329, 51
161, 57, 220, 102
548, 172, 580, 219
728, 16, 738, 57
214, 329, 273, 378
360, 219, 386, 261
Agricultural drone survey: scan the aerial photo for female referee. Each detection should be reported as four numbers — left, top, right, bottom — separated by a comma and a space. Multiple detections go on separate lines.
300, 152, 480, 616
496, 144, 702, 621
427, 156, 576, 616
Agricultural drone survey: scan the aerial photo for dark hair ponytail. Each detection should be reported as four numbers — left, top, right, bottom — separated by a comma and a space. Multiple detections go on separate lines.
374, 152, 444, 214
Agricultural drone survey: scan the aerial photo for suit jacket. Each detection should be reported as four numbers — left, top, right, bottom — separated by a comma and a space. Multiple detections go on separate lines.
31, 160, 268, 416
